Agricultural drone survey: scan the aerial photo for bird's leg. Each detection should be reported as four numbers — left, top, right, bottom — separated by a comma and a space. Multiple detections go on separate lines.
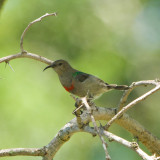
87, 98, 94, 106
74, 98, 83, 108
86, 96, 97, 111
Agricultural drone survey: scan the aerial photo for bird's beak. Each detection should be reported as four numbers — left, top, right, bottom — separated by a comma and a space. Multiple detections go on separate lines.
43, 63, 56, 71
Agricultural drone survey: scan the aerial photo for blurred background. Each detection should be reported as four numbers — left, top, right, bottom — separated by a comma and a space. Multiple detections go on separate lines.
0, 0, 160, 159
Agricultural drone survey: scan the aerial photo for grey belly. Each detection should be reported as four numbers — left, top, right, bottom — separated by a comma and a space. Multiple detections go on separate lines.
71, 81, 108, 98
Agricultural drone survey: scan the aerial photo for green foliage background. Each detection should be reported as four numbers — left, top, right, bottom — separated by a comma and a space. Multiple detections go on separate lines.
0, 0, 160, 160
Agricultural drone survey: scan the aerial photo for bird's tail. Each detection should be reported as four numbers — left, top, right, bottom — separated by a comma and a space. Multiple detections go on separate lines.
106, 84, 129, 90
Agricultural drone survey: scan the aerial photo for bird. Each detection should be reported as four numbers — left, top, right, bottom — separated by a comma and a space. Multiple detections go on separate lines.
43, 59, 129, 99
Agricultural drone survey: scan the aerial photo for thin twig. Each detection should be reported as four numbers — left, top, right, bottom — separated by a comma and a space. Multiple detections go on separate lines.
117, 80, 159, 111
104, 80, 160, 130
81, 97, 111, 160
102, 132, 152, 160
20, 12, 57, 53
6, 61, 15, 72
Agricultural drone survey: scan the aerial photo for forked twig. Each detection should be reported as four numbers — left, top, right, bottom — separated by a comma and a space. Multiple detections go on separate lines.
104, 80, 160, 130
117, 80, 159, 111
84, 126, 155, 160
0, 13, 57, 65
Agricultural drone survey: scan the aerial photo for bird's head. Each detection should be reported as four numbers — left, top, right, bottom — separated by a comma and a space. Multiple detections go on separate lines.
43, 59, 73, 75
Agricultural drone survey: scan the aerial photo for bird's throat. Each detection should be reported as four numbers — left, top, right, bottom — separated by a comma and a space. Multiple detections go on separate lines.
60, 71, 82, 92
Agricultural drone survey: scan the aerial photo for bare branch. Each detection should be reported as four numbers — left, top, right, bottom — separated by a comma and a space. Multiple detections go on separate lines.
117, 80, 159, 111
42, 118, 80, 160
0, 52, 53, 65
20, 12, 57, 53
104, 80, 160, 130
84, 126, 155, 160
0, 13, 57, 65
81, 97, 111, 160
0, 107, 160, 159
0, 148, 45, 157
88, 107, 160, 155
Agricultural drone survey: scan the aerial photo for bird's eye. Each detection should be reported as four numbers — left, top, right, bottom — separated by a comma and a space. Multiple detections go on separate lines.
59, 63, 63, 66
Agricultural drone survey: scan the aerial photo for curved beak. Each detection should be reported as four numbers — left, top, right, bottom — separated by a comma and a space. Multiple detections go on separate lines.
43, 63, 56, 71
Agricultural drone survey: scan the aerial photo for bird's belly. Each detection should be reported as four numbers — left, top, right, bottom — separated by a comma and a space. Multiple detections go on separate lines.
71, 80, 107, 98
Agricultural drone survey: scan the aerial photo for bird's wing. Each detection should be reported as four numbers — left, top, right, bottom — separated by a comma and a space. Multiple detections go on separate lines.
74, 72, 90, 82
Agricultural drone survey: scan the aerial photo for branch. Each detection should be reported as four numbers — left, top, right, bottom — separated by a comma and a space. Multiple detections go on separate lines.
0, 52, 53, 65
0, 13, 57, 66
118, 80, 159, 111
0, 107, 160, 159
20, 12, 57, 53
0, 148, 45, 157
81, 97, 111, 160
104, 80, 160, 130
43, 106, 160, 159
44, 105, 160, 159
84, 126, 154, 160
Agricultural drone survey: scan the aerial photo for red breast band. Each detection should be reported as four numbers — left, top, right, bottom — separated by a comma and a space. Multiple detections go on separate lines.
63, 83, 74, 92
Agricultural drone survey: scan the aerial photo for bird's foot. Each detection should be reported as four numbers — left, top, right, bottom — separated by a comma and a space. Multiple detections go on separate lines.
73, 98, 85, 116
